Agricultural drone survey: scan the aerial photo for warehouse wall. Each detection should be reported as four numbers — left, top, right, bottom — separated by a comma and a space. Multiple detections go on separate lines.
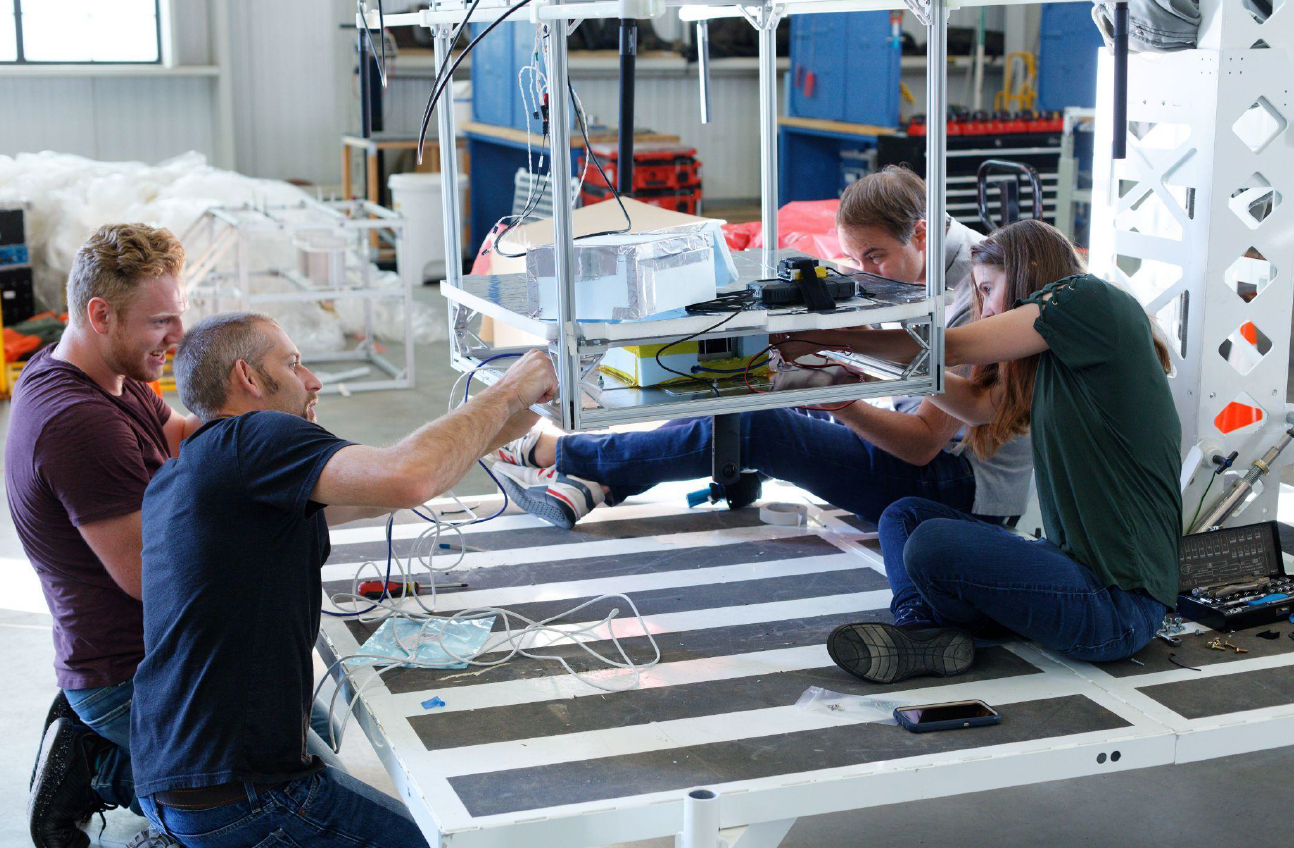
226, 0, 356, 183
0, 0, 218, 164
1, 3, 1035, 200
0, 0, 355, 186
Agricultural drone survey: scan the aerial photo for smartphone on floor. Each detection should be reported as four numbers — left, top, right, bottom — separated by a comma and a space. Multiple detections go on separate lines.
894, 700, 1001, 733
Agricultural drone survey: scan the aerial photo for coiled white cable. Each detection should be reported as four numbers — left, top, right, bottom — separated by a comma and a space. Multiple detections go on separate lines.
317, 360, 661, 752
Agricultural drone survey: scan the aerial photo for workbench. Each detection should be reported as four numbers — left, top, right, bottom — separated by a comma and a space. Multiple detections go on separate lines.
316, 483, 1294, 848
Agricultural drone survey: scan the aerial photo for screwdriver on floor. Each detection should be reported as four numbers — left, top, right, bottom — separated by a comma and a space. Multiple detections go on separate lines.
358, 580, 467, 600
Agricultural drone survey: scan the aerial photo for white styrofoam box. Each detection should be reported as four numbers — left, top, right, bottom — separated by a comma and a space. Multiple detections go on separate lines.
525, 227, 719, 321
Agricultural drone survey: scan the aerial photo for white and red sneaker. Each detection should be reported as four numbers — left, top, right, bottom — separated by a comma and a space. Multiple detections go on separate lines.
494, 429, 544, 467
492, 464, 604, 529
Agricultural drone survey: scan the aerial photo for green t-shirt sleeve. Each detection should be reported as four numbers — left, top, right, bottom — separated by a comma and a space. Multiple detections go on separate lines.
1017, 274, 1120, 370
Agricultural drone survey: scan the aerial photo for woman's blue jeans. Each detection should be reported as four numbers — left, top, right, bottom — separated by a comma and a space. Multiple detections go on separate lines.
556, 408, 979, 523
879, 497, 1167, 662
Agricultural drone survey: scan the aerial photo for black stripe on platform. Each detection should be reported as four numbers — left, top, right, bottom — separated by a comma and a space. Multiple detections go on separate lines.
1102, 628, 1294, 678
373, 609, 894, 694
1140, 664, 1294, 719
447, 694, 1129, 817
836, 514, 876, 533
327, 509, 771, 564
475, 567, 888, 633
323, 535, 841, 599
410, 646, 1041, 750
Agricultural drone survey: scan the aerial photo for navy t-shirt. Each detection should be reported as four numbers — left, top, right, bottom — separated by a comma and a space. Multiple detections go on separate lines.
130, 411, 352, 796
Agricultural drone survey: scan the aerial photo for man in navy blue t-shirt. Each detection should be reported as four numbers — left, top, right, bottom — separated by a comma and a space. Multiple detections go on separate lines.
131, 312, 555, 846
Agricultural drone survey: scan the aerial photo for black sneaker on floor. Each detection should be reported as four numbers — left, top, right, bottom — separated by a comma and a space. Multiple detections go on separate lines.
31, 691, 78, 791
827, 622, 974, 685
29, 718, 108, 848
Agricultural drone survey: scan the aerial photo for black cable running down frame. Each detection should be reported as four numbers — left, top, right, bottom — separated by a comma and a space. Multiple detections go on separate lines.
1112, 1, 1129, 160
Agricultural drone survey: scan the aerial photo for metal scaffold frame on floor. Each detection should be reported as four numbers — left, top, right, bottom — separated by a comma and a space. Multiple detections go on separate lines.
182, 198, 416, 394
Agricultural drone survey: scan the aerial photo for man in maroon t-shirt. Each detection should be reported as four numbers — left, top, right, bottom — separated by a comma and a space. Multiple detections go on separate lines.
8, 224, 198, 848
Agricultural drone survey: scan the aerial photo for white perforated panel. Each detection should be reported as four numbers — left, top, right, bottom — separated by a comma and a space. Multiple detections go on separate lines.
1089, 0, 1294, 530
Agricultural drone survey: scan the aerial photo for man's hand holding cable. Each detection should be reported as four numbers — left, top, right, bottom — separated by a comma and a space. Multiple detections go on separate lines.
487, 349, 558, 450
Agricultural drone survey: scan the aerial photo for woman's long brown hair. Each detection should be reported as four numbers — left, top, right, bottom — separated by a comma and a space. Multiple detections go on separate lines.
964, 220, 1172, 460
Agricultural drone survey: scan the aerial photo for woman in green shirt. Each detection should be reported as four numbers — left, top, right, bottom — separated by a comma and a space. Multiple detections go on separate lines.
783, 220, 1180, 684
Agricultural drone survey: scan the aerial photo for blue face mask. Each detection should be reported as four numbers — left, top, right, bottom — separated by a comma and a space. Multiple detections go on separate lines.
346, 615, 496, 670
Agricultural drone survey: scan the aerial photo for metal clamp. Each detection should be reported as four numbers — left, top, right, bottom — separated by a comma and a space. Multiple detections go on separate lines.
903, 0, 932, 26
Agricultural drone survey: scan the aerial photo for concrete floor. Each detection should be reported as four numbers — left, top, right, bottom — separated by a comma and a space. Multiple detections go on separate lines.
2, 285, 1293, 846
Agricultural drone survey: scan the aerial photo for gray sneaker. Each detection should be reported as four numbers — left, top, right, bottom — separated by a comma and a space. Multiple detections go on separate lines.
126, 826, 178, 847
493, 464, 604, 529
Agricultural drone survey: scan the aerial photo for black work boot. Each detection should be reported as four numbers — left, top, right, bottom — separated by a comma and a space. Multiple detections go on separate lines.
827, 621, 974, 685
28, 718, 109, 848
31, 691, 78, 790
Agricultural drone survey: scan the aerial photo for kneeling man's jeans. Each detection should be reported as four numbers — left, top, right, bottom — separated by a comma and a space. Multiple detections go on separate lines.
65, 681, 346, 815
140, 769, 430, 847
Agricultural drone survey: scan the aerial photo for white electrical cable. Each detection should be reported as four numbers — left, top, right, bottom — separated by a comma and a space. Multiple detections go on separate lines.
317, 359, 661, 752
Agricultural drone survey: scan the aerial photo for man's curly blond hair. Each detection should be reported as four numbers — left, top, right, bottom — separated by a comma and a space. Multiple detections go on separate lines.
67, 223, 185, 327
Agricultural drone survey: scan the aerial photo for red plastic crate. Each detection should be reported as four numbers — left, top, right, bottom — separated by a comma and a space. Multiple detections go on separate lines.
581, 183, 703, 217
581, 143, 702, 192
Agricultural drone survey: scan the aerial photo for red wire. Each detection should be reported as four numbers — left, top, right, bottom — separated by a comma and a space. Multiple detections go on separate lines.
744, 344, 855, 412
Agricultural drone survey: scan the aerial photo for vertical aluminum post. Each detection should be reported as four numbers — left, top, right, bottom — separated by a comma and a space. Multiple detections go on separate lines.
757, 7, 779, 275
925, 0, 947, 393
697, 21, 712, 124
546, 26, 581, 430
433, 28, 464, 289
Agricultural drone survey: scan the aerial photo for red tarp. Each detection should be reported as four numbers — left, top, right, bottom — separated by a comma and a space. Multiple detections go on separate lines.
720, 199, 846, 262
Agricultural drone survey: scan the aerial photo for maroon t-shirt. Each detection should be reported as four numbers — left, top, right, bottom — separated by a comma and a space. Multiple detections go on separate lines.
4, 347, 173, 689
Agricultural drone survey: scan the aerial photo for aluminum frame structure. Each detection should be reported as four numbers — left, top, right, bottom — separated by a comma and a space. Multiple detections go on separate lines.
369, 0, 968, 432
182, 198, 416, 394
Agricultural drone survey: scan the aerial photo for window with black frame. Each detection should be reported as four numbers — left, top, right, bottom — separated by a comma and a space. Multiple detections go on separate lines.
1, 0, 162, 64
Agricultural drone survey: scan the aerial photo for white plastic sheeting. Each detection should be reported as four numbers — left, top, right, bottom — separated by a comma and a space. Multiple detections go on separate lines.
0, 151, 444, 348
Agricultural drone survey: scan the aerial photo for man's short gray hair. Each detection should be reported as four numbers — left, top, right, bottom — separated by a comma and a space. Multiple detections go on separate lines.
174, 312, 279, 421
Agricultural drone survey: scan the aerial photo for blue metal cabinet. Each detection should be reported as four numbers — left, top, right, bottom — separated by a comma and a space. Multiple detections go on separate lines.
1038, 4, 1104, 111
788, 12, 900, 128
471, 22, 573, 133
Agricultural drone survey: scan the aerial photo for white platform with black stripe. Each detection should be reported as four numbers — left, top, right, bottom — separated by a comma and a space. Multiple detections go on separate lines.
316, 483, 1294, 848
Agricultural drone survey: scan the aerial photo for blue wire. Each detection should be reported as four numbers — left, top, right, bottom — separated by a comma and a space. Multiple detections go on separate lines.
322, 353, 523, 618
323, 513, 395, 618
461, 352, 526, 525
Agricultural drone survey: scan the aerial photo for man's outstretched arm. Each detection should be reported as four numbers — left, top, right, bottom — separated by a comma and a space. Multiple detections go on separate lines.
310, 350, 557, 512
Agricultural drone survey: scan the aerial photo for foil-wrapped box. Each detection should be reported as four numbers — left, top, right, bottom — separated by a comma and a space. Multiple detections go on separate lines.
525, 225, 725, 321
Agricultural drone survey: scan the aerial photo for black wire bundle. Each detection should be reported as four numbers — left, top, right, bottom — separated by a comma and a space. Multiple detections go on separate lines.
654, 306, 754, 397
416, 0, 517, 164
684, 290, 758, 315
412, 1, 633, 257
493, 69, 633, 257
